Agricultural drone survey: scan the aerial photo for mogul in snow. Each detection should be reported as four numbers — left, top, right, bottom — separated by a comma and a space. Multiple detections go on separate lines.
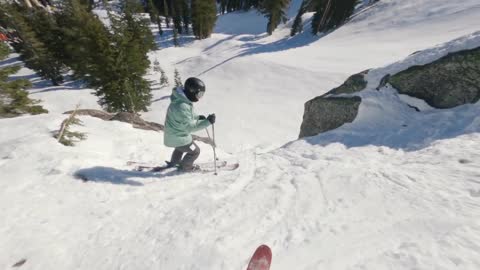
163, 77, 215, 171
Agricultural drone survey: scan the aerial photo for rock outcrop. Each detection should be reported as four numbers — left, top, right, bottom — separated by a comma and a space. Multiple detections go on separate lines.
324, 70, 368, 96
388, 47, 480, 108
299, 71, 366, 138
299, 96, 362, 138
299, 45, 480, 139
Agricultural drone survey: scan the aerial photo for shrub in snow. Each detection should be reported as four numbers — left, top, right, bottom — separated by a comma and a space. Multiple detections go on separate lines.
153, 59, 161, 72
174, 68, 182, 88
55, 105, 86, 146
160, 69, 169, 87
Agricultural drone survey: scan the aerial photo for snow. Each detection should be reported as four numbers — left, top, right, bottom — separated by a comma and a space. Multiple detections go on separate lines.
143, 0, 480, 152
1, 0, 480, 269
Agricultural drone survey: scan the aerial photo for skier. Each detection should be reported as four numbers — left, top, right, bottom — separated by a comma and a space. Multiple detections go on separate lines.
163, 77, 215, 171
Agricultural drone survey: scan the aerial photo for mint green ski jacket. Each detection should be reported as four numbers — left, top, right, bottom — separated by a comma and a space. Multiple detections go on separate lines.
163, 88, 211, 147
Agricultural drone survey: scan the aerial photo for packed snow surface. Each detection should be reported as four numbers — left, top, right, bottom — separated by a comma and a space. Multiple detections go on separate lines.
1, 0, 480, 269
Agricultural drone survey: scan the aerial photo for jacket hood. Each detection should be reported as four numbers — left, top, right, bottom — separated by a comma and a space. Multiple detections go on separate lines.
171, 87, 192, 105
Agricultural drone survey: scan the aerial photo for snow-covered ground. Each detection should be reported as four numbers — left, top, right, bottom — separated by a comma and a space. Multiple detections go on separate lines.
143, 0, 480, 152
1, 0, 479, 269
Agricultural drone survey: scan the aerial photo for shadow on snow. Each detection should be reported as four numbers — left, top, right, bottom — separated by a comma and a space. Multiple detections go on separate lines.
197, 31, 325, 76
74, 166, 195, 186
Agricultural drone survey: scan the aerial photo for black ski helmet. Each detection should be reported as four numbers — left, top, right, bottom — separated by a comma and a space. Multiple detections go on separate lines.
184, 77, 205, 102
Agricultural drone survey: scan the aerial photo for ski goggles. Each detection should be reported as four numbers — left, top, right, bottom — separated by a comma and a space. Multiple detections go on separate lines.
196, 91, 205, 100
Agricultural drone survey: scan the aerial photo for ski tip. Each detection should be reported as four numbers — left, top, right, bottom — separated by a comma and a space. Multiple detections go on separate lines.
256, 244, 271, 253
247, 244, 272, 270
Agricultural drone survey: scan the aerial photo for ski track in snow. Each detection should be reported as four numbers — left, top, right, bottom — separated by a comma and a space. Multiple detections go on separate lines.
1, 114, 479, 270
1, 0, 480, 269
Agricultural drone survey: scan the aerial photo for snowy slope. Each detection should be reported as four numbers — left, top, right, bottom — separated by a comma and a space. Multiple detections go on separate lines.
142, 0, 480, 152
304, 31, 480, 150
1, 0, 480, 269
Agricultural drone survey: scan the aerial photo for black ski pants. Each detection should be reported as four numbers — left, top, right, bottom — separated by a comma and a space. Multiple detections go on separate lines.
169, 142, 200, 170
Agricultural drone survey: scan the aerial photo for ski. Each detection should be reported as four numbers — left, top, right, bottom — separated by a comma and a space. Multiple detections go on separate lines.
246, 245, 272, 270
127, 161, 227, 172
128, 160, 237, 173
160, 162, 238, 175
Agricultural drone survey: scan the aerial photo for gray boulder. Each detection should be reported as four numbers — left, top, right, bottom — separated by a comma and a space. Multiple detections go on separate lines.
298, 70, 366, 139
299, 96, 361, 138
388, 47, 480, 108
324, 70, 368, 96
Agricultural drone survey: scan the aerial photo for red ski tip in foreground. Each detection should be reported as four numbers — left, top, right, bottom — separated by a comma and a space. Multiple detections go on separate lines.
246, 245, 272, 270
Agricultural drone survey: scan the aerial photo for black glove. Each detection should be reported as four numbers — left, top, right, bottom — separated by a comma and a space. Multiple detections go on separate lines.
198, 115, 206, 120
207, 114, 216, 124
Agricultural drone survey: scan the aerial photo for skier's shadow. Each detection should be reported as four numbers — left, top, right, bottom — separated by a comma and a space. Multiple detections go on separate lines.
74, 167, 154, 186
74, 166, 186, 186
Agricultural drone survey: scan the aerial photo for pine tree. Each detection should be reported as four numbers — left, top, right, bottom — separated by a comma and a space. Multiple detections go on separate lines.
291, 0, 308, 36
311, 0, 328, 35
258, 0, 291, 35
150, 1, 164, 35
182, 0, 190, 34
123, 0, 145, 13
58, 0, 156, 113
311, 0, 356, 34
157, 15, 164, 36
219, 0, 227, 14
173, 26, 179, 46
162, 0, 170, 28
0, 42, 48, 117
152, 58, 169, 87
331, 0, 356, 27
79, 0, 95, 11
172, 13, 183, 35
0, 42, 9, 56
153, 59, 161, 72
247, 0, 261, 9
191, 0, 217, 39
174, 68, 182, 87
4, 4, 64, 85
24, 8, 68, 77
171, 0, 184, 35
97, 5, 156, 112
146, 0, 159, 23
160, 68, 169, 87
56, 0, 112, 80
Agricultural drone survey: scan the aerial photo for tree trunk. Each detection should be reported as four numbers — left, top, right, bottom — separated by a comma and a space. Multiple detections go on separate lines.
317, 0, 333, 33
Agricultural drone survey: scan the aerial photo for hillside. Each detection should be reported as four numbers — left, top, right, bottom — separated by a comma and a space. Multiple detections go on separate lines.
141, 0, 480, 152
0, 0, 479, 269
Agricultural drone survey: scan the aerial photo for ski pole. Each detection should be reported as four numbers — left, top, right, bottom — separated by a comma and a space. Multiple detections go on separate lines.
206, 125, 218, 175
212, 123, 217, 175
